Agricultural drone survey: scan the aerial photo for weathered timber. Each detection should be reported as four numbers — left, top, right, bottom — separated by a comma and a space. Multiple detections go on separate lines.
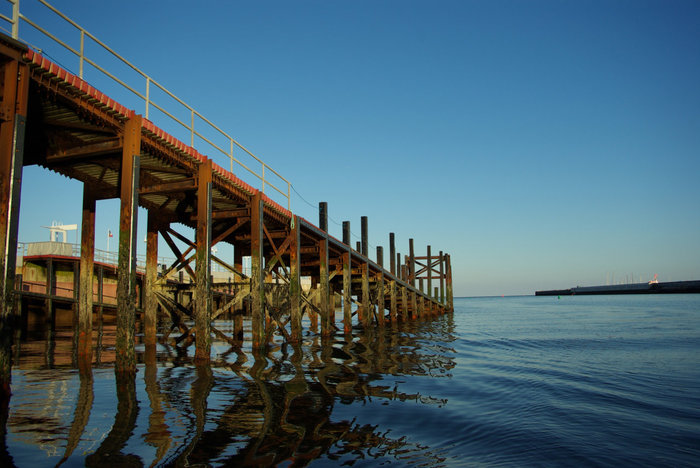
115, 115, 141, 374
250, 192, 265, 349
195, 159, 213, 363
77, 186, 95, 357
289, 216, 302, 341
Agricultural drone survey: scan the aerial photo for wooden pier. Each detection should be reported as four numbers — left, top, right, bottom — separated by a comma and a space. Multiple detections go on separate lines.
0, 15, 453, 380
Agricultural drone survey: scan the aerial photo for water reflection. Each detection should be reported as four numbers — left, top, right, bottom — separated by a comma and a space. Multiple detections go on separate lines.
5, 313, 456, 466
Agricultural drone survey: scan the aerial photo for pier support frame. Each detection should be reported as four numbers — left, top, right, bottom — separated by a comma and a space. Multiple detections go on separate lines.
115, 115, 141, 374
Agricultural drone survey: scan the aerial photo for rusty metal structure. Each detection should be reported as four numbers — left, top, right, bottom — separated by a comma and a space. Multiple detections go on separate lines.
0, 1, 453, 381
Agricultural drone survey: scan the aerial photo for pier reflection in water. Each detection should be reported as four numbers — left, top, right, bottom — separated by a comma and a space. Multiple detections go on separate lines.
4, 310, 456, 466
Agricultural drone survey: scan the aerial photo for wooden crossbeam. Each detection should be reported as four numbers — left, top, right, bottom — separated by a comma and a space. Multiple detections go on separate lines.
212, 285, 250, 320
140, 178, 196, 196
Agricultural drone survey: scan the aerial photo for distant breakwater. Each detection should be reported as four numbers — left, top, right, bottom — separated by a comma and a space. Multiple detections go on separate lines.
535, 280, 700, 296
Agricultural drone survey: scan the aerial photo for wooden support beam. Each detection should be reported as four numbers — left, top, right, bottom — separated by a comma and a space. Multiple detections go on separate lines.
426, 245, 432, 306
409, 239, 415, 288
377, 271, 385, 327
0, 60, 29, 388
417, 291, 424, 319
289, 215, 302, 341
210, 208, 249, 220
389, 233, 396, 275
343, 221, 351, 246
342, 250, 352, 333
319, 202, 328, 232
446, 253, 453, 312
439, 250, 445, 304
139, 178, 196, 196
78, 186, 95, 358
116, 115, 141, 374
144, 213, 160, 345
195, 159, 212, 363
411, 290, 418, 320
319, 235, 331, 336
361, 216, 368, 257
250, 192, 265, 349
361, 263, 370, 327
401, 280, 409, 321
389, 280, 397, 323
46, 137, 122, 163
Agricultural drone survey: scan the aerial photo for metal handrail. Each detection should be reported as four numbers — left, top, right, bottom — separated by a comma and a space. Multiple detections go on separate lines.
15, 241, 242, 276
2, 0, 292, 211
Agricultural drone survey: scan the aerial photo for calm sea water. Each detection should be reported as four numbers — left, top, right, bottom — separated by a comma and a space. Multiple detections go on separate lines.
2, 295, 699, 466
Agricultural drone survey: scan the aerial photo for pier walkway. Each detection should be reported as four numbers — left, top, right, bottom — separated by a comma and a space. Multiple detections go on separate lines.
0, 1, 453, 378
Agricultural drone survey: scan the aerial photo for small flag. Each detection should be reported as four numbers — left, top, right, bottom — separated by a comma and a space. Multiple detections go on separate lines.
108, 230, 113, 238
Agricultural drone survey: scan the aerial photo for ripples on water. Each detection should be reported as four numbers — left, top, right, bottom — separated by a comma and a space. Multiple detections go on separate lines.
3, 295, 700, 466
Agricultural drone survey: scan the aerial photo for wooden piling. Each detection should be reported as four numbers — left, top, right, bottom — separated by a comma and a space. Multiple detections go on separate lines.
319, 234, 331, 336
78, 186, 95, 358
439, 250, 445, 304
361, 216, 368, 257
362, 262, 370, 327
250, 191, 265, 349
377, 246, 384, 326
446, 254, 453, 312
0, 59, 29, 389
144, 213, 159, 345
401, 269, 409, 321
319, 202, 328, 232
426, 245, 432, 309
116, 115, 141, 374
289, 215, 302, 341
389, 233, 396, 275
389, 279, 397, 323
409, 239, 415, 287
342, 221, 352, 333
194, 159, 213, 362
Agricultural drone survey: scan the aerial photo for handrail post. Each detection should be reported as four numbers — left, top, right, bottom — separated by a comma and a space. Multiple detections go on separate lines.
229, 138, 234, 173
11, 0, 19, 39
190, 109, 194, 147
79, 30, 84, 78
262, 164, 266, 194
145, 77, 150, 119
287, 182, 291, 211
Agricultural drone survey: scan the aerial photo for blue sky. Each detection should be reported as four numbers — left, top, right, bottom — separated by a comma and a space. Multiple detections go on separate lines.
9, 0, 700, 296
